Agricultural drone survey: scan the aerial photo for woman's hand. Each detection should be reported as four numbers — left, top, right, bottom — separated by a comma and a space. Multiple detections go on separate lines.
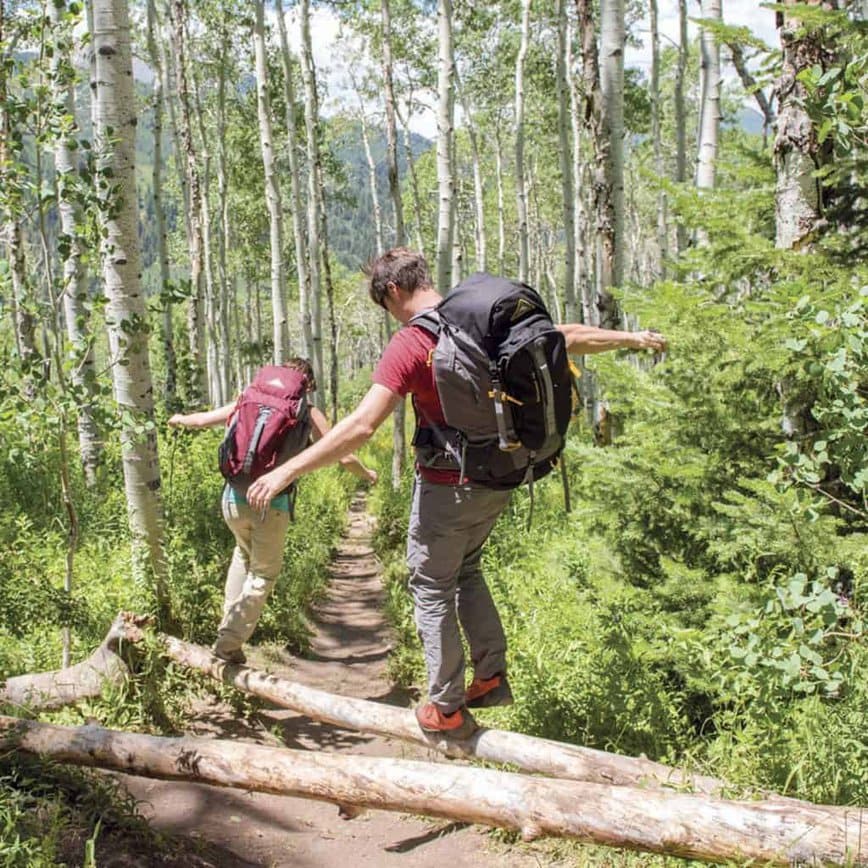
247, 468, 295, 512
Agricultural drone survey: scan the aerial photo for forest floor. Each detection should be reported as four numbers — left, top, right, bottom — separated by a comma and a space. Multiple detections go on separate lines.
104, 493, 558, 867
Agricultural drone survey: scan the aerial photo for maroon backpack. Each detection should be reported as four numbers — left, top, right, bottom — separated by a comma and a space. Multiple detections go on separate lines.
218, 365, 311, 490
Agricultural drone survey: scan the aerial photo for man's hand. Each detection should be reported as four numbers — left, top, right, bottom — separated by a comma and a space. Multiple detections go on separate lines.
365, 468, 378, 486
247, 468, 294, 512
167, 413, 187, 427
630, 330, 667, 352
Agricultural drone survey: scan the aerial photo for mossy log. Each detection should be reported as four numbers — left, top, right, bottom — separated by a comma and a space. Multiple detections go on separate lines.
0, 715, 864, 865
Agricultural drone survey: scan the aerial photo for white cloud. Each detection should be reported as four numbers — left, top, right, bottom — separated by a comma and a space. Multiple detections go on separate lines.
626, 1, 778, 72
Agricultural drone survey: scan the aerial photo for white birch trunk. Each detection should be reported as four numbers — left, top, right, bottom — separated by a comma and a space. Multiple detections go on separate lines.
494, 121, 506, 275
275, 0, 312, 362
436, 0, 455, 292
254, 0, 288, 364
299, 0, 324, 401
674, 0, 688, 255
189, 62, 222, 406
3, 717, 864, 864
650, 0, 668, 278
214, 25, 232, 401
92, 0, 171, 622
600, 0, 625, 289
49, 0, 101, 483
145, 0, 177, 408
0, 18, 36, 367
556, 0, 576, 321
316, 156, 340, 421
168, 0, 206, 402
567, 21, 591, 322
774, 0, 828, 250
381, 0, 408, 487
380, 0, 405, 247
576, 0, 619, 328
696, 0, 722, 192
514, 0, 532, 284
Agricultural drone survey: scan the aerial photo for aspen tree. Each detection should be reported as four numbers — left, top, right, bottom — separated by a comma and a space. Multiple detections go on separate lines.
145, 0, 177, 408
600, 0, 625, 290
214, 12, 232, 401
167, 0, 206, 402
696, 0, 722, 192
556, 0, 576, 321
381, 0, 405, 246
275, 0, 312, 361
92, 0, 171, 623
299, 0, 324, 400
575, 0, 619, 327
436, 0, 455, 292
514, 0, 531, 284
774, 0, 833, 250
650, 0, 668, 277
674, 0, 688, 255
253, 0, 288, 364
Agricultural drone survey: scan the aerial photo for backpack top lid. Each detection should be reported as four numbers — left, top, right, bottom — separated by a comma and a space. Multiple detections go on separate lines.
434, 272, 551, 354
248, 365, 309, 407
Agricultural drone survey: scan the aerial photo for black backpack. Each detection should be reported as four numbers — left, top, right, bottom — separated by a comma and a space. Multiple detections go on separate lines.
411, 272, 572, 490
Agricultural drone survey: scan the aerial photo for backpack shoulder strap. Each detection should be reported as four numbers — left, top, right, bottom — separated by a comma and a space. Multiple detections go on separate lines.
409, 308, 441, 337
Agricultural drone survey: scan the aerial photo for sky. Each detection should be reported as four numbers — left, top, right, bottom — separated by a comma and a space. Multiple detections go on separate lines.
280, 1, 781, 139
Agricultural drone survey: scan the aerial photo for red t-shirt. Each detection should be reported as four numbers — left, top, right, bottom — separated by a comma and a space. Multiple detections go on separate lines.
372, 325, 461, 484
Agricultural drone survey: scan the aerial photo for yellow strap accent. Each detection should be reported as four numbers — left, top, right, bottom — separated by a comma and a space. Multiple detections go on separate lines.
488, 390, 524, 407
569, 360, 581, 379
426, 348, 435, 367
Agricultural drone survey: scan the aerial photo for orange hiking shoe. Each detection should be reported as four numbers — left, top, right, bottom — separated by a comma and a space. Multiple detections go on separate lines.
466, 673, 513, 709
415, 702, 478, 739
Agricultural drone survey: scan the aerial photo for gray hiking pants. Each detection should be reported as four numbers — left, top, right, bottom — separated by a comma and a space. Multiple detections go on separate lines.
406, 477, 512, 713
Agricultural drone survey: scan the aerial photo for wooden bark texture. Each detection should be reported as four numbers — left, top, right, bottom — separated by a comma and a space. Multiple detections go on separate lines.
0, 716, 864, 865
0, 614, 146, 711
155, 632, 736, 796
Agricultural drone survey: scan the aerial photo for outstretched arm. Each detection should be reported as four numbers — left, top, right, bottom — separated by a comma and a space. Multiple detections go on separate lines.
557, 324, 667, 355
309, 406, 378, 485
168, 402, 236, 429
247, 384, 400, 510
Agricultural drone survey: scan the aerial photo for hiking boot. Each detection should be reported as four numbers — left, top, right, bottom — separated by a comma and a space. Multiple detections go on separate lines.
466, 673, 513, 709
212, 643, 246, 665
415, 703, 478, 739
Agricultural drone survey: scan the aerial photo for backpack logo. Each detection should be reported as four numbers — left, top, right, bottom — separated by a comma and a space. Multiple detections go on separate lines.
510, 297, 536, 322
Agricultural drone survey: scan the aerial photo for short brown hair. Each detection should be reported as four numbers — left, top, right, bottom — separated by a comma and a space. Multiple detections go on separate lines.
283, 356, 316, 393
364, 247, 432, 309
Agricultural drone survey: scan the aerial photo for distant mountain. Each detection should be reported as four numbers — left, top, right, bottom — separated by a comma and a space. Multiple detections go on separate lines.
326, 120, 432, 269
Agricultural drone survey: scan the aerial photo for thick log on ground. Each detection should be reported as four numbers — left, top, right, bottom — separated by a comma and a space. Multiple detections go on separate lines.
1, 716, 864, 865
0, 614, 148, 711
150, 633, 742, 796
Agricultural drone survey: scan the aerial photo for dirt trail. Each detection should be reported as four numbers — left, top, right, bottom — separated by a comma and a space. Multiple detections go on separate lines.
115, 494, 550, 867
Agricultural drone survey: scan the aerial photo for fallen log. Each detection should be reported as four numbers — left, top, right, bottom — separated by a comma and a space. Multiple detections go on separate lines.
1, 715, 863, 865
147, 632, 743, 796
0, 614, 148, 711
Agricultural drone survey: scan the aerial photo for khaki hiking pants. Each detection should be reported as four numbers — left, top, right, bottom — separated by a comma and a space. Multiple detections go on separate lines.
216, 497, 290, 655
407, 477, 512, 714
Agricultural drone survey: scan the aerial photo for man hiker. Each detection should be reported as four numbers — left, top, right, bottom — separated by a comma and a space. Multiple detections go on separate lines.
247, 249, 667, 736
169, 357, 377, 664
